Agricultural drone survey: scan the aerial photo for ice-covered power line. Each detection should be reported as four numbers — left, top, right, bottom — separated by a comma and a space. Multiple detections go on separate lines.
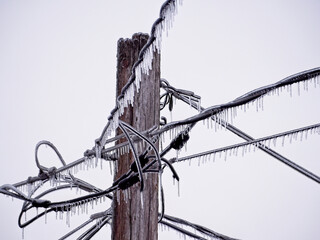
88, 68, 320, 162
159, 68, 320, 134
1, 73, 319, 238
171, 123, 320, 169
160, 214, 239, 240
8, 68, 320, 194
161, 78, 320, 184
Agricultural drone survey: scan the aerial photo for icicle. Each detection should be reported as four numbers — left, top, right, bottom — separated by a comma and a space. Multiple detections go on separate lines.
109, 161, 113, 175
255, 99, 259, 112
252, 143, 257, 152
289, 133, 293, 144
213, 115, 217, 132
140, 191, 144, 209
235, 147, 239, 156
135, 64, 142, 90
273, 137, 277, 147
124, 190, 128, 204
300, 131, 304, 141
90, 199, 94, 210
241, 146, 245, 157
177, 181, 180, 197
267, 139, 271, 148
116, 190, 120, 205
293, 132, 298, 141
305, 129, 308, 140
84, 201, 88, 215
206, 117, 210, 129
66, 208, 71, 227
289, 84, 293, 97
247, 143, 252, 152
306, 80, 309, 92
22, 228, 25, 240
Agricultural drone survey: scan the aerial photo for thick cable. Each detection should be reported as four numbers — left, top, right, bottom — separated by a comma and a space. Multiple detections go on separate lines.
120, 121, 162, 171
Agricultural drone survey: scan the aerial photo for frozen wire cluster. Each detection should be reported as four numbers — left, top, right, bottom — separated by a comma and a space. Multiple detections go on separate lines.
0, 67, 319, 239
0, 66, 320, 239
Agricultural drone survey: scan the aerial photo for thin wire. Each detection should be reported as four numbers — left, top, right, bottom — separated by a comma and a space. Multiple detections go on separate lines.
161, 214, 239, 240
76, 216, 110, 240
172, 124, 320, 161
59, 219, 93, 240
160, 220, 206, 240
171, 123, 320, 183
60, 208, 111, 240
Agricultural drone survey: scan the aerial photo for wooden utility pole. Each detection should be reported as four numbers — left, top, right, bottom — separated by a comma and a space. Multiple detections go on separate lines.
112, 33, 160, 240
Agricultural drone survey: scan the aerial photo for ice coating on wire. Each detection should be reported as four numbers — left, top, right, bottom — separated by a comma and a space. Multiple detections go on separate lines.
172, 123, 320, 164
97, 0, 183, 151
159, 68, 320, 134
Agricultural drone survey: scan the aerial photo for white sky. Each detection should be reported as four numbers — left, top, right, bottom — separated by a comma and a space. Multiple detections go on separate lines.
0, 0, 319, 239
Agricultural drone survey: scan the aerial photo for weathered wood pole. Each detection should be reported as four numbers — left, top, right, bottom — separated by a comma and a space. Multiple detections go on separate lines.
112, 33, 160, 240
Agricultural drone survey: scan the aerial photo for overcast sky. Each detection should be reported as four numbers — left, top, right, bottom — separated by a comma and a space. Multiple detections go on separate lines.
0, 0, 319, 239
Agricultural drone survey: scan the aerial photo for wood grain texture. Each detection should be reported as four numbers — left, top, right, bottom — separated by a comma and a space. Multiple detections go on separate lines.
112, 33, 160, 240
